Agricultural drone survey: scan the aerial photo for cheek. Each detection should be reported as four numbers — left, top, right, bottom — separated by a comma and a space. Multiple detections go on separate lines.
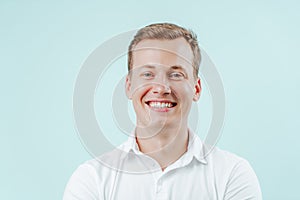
130, 76, 149, 92
131, 84, 152, 102
172, 87, 195, 107
172, 83, 194, 96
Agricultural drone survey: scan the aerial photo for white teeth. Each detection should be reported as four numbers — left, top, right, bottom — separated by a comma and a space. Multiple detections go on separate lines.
149, 102, 173, 108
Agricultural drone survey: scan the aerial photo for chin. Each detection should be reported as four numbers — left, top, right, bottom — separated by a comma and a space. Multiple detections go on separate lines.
152, 117, 179, 128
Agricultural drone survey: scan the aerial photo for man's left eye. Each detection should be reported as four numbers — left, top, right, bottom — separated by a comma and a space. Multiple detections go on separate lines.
169, 72, 184, 79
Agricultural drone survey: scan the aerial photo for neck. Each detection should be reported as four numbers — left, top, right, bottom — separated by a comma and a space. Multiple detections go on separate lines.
135, 123, 189, 171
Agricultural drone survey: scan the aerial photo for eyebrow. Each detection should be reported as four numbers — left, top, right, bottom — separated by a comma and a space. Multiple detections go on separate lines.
139, 64, 187, 71
170, 65, 185, 71
132, 64, 189, 78
140, 65, 156, 69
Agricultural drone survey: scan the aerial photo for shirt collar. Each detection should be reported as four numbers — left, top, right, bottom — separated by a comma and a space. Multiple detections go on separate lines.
121, 129, 207, 164
187, 130, 208, 164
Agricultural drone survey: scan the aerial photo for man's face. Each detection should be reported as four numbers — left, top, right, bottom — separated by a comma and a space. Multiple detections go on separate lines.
126, 38, 201, 130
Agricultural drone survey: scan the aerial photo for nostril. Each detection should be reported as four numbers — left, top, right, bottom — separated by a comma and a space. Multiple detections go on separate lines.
151, 84, 171, 94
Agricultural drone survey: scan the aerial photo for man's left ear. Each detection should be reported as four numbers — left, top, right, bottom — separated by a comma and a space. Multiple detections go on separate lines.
193, 78, 201, 101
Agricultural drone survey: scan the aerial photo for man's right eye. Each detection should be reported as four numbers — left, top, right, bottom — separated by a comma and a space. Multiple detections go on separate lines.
141, 72, 154, 78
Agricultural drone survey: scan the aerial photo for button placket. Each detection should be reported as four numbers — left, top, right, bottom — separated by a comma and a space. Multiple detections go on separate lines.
156, 179, 162, 193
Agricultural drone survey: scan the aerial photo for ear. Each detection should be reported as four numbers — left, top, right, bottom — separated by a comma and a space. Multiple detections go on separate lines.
193, 78, 201, 101
125, 75, 132, 99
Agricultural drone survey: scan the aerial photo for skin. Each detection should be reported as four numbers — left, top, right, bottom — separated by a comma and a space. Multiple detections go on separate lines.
125, 37, 201, 170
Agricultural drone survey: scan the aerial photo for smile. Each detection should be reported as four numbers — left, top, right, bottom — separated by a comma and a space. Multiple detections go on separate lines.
145, 101, 177, 109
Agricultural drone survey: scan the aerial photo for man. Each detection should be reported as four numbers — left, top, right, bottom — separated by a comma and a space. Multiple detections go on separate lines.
64, 23, 262, 199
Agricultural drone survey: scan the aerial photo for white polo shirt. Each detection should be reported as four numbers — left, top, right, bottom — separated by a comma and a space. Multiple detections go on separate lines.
64, 132, 262, 200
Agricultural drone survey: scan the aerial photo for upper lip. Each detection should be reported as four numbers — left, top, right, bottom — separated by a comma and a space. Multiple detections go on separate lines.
145, 99, 176, 103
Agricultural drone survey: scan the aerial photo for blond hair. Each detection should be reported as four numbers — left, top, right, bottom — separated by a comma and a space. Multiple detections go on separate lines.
128, 23, 201, 78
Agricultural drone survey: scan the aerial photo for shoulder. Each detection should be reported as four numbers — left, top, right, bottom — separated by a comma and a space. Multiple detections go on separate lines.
205, 146, 262, 199
63, 161, 102, 199
206, 146, 246, 164
63, 148, 125, 200
205, 146, 259, 183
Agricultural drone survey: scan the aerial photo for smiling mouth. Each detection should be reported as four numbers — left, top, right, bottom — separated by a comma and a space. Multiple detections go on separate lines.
145, 101, 177, 109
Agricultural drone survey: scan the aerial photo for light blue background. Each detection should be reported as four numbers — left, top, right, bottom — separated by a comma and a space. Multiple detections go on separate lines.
1, 0, 299, 199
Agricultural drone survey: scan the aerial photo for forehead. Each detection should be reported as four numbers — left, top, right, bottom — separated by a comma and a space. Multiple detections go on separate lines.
131, 38, 194, 70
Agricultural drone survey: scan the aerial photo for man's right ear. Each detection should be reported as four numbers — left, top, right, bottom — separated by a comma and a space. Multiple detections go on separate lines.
125, 75, 132, 99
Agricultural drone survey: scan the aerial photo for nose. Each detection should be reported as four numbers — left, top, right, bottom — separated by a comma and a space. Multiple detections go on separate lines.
151, 82, 171, 95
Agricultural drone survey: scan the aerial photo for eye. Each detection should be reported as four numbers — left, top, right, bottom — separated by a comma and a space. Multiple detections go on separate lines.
169, 72, 185, 80
141, 71, 154, 79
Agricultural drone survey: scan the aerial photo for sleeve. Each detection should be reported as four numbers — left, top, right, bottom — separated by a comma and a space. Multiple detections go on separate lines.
63, 164, 103, 200
224, 160, 262, 200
